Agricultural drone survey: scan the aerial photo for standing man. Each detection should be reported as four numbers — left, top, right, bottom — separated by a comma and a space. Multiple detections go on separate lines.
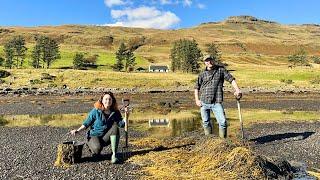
194, 55, 242, 138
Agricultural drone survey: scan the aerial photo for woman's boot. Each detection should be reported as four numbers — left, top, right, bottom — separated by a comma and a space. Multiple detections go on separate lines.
110, 135, 119, 164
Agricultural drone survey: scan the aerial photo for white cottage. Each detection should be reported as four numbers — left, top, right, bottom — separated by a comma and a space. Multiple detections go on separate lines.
149, 65, 169, 72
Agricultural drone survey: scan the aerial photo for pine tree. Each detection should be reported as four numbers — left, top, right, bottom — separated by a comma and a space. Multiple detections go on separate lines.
114, 42, 136, 72
114, 42, 126, 71
31, 43, 42, 68
12, 35, 27, 68
170, 41, 181, 72
170, 39, 202, 73
3, 36, 27, 68
4, 42, 14, 69
31, 35, 60, 69
124, 49, 136, 72
44, 37, 60, 68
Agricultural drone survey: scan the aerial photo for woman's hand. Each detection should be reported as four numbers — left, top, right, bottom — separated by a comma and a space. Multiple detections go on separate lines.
70, 125, 85, 136
70, 129, 78, 136
124, 106, 129, 114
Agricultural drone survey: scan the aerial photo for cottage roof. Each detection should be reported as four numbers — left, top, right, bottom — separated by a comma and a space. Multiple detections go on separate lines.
149, 65, 168, 69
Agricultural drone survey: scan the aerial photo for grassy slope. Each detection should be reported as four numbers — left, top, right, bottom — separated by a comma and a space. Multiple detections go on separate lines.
1, 16, 320, 90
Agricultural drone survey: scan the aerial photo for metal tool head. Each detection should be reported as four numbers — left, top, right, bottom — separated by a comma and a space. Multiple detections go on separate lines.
235, 92, 243, 101
122, 98, 130, 107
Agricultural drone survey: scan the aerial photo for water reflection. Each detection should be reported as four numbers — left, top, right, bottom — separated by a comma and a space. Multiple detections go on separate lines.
170, 118, 201, 136
1, 114, 86, 127
145, 117, 235, 137
146, 118, 202, 137
1, 109, 240, 138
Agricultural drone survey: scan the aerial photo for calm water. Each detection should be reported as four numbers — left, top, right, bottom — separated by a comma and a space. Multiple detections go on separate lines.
0, 111, 236, 137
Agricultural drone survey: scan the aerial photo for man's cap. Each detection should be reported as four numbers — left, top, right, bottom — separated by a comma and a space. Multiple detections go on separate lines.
203, 55, 213, 61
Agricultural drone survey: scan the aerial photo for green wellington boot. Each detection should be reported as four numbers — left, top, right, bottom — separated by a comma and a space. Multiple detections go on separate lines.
219, 128, 227, 138
204, 126, 212, 135
110, 135, 120, 164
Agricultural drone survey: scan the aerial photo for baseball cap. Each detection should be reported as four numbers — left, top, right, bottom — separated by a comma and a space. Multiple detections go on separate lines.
203, 55, 213, 61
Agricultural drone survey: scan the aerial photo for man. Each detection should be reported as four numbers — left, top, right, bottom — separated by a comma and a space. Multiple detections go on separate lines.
194, 55, 241, 138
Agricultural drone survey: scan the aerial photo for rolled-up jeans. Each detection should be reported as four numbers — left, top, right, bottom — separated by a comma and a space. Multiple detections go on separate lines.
200, 102, 227, 129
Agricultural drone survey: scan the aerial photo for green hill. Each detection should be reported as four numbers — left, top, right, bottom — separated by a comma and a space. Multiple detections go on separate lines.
0, 16, 319, 91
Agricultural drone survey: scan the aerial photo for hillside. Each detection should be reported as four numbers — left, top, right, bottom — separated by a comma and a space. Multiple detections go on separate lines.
0, 16, 320, 91
1, 15, 320, 67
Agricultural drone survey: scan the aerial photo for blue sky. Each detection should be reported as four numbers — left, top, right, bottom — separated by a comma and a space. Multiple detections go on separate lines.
0, 0, 319, 29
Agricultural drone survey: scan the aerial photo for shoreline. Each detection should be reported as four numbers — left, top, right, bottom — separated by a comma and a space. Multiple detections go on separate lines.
0, 86, 319, 97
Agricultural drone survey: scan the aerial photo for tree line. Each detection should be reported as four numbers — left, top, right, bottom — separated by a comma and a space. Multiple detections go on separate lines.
1, 35, 317, 72
0, 35, 138, 71
170, 39, 222, 73
1, 35, 60, 69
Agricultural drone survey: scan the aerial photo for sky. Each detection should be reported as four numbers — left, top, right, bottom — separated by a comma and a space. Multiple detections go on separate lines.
0, 0, 319, 29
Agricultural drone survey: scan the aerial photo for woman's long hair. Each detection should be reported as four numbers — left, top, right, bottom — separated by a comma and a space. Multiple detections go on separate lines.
94, 91, 119, 111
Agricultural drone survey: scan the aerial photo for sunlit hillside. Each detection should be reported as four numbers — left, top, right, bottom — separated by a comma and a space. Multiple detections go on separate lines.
1, 16, 320, 91
1, 15, 320, 67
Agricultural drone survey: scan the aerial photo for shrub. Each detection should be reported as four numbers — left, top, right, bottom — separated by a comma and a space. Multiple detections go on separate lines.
29, 79, 43, 85
0, 57, 4, 66
0, 116, 8, 126
311, 56, 320, 64
280, 79, 293, 84
282, 109, 294, 114
73, 53, 98, 70
0, 70, 11, 78
174, 81, 182, 87
288, 48, 309, 66
41, 73, 56, 80
97, 36, 114, 47
47, 83, 58, 88
310, 76, 320, 84
90, 78, 103, 83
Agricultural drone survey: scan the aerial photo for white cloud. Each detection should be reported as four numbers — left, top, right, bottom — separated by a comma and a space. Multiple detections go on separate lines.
106, 6, 180, 29
183, 0, 192, 7
197, 3, 206, 9
160, 0, 172, 5
104, 0, 126, 7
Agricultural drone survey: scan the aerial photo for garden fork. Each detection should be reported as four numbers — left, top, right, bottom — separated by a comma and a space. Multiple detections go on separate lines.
120, 98, 132, 160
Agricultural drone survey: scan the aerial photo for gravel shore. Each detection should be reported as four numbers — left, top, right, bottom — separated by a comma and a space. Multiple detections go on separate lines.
246, 121, 320, 169
1, 121, 319, 179
0, 126, 143, 180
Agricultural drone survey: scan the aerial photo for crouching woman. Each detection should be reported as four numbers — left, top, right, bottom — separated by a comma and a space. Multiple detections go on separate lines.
70, 92, 128, 164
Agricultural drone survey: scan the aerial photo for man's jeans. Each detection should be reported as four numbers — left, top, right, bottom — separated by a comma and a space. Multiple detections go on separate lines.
200, 102, 227, 129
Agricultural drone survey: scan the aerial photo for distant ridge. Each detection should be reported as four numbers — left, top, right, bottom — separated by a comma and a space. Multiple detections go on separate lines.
199, 15, 277, 26
224, 15, 277, 24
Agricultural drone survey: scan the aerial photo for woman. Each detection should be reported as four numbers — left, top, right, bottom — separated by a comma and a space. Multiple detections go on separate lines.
70, 92, 128, 164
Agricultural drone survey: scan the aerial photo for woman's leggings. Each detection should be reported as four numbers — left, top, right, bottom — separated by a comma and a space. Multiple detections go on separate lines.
87, 122, 119, 155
